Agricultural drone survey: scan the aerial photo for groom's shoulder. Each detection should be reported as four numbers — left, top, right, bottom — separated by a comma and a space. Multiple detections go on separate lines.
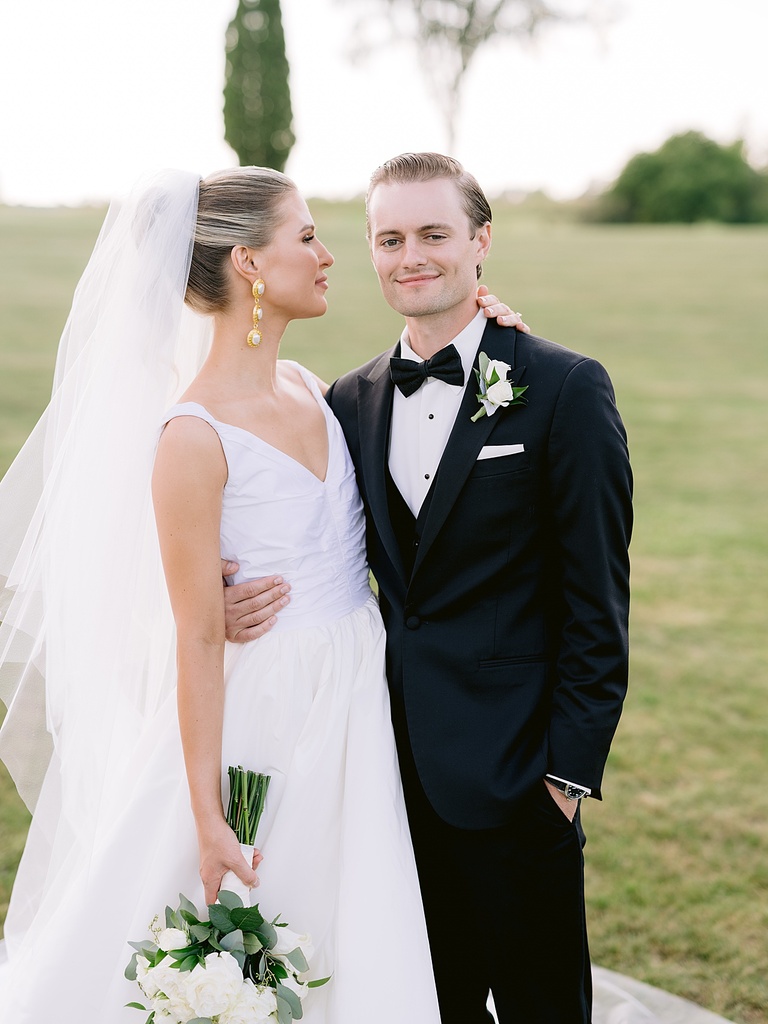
495, 323, 612, 386
329, 347, 394, 404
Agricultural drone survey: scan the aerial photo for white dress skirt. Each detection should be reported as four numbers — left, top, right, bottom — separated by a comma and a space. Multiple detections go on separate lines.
0, 364, 440, 1023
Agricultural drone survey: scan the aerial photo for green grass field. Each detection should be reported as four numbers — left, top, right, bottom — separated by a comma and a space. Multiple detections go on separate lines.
1, 201, 766, 1022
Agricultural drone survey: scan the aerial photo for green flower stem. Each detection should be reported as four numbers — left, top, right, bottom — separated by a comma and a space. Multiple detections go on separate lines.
226, 766, 271, 846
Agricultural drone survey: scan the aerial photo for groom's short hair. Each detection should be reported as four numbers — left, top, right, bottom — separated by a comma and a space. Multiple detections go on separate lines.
365, 152, 492, 241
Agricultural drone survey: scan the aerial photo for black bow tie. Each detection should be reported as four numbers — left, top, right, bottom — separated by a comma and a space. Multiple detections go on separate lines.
390, 343, 464, 397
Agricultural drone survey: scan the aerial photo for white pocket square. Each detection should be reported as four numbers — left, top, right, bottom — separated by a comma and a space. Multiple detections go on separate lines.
477, 443, 525, 461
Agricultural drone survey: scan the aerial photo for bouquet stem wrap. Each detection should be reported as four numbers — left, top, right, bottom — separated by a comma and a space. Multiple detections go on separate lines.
220, 843, 257, 904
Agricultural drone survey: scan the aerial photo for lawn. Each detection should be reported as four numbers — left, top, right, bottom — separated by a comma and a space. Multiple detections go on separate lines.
1, 201, 766, 1022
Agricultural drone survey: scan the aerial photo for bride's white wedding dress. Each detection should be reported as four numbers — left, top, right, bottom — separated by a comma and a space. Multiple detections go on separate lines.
0, 362, 440, 1023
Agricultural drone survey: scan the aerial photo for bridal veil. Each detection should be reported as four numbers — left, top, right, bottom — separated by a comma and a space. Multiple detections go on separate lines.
0, 170, 212, 949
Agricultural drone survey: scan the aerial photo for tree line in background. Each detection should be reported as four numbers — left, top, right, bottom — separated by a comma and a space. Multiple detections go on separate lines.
222, 0, 768, 223
592, 131, 768, 223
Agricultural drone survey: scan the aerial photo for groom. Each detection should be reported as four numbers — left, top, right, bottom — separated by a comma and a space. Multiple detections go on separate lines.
228, 153, 632, 1023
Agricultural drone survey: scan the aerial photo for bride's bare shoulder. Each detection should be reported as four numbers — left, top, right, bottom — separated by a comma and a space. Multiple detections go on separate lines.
155, 413, 226, 484
278, 359, 329, 395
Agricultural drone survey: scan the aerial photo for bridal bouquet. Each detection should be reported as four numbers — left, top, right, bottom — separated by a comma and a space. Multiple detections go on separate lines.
125, 892, 327, 1024
125, 766, 327, 1023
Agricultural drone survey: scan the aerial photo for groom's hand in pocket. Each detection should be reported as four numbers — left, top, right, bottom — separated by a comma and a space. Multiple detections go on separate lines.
544, 779, 579, 822
221, 560, 291, 642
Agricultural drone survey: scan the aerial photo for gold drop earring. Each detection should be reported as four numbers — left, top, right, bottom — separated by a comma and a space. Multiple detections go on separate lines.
247, 279, 265, 348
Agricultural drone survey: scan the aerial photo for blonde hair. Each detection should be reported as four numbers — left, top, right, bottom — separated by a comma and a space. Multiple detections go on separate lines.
186, 166, 297, 315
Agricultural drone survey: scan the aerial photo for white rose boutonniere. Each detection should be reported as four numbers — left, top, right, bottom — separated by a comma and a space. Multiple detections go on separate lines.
471, 351, 528, 422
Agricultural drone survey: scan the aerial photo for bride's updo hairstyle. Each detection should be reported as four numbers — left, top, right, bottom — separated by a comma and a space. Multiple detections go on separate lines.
186, 166, 296, 315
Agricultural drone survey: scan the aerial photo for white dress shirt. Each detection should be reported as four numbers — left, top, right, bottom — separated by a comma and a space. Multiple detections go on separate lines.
389, 310, 486, 516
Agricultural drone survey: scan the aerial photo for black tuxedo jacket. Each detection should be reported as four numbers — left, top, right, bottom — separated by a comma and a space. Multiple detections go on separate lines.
327, 321, 632, 829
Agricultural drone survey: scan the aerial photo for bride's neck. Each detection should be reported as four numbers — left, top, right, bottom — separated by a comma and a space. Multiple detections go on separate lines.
202, 312, 289, 394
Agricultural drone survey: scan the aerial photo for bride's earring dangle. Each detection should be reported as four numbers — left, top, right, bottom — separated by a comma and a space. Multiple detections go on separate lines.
247, 278, 266, 348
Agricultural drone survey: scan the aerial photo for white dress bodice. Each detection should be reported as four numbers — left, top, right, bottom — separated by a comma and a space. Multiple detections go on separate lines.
164, 363, 372, 631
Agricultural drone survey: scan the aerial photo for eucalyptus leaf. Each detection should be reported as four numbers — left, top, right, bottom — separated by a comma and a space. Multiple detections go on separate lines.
190, 923, 212, 942
285, 947, 309, 973
276, 983, 302, 1016
216, 889, 244, 911
178, 892, 200, 918
124, 1002, 148, 1011
231, 948, 246, 970
243, 931, 264, 955
125, 952, 139, 981
275, 994, 293, 1024
220, 928, 245, 952
307, 976, 331, 988
128, 940, 157, 955
253, 920, 277, 947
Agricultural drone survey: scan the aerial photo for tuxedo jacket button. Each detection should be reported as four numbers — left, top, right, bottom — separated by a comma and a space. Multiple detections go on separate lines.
406, 615, 421, 630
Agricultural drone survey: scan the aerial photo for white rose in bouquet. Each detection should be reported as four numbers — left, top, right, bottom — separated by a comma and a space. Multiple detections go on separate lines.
156, 927, 189, 952
184, 951, 244, 1018
156, 977, 197, 1024
271, 925, 314, 961
138, 958, 180, 1001
220, 979, 278, 1024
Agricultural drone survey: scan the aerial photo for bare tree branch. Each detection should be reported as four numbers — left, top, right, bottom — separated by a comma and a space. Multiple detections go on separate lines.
336, 0, 613, 151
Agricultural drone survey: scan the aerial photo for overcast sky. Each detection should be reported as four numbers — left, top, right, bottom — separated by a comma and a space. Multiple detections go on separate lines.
0, 0, 766, 206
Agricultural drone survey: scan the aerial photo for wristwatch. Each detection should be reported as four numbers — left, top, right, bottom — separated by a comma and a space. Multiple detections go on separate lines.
545, 777, 590, 802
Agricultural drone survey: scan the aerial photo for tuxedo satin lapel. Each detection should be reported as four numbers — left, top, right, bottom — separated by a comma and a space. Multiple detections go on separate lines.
412, 325, 527, 578
357, 347, 407, 582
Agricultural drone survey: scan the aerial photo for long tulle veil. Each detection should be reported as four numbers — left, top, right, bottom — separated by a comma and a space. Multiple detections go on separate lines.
0, 170, 213, 950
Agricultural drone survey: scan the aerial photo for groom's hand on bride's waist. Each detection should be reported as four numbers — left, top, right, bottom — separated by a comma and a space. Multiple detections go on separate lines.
221, 560, 291, 642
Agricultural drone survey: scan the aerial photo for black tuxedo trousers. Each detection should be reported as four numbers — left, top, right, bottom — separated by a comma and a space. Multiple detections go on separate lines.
327, 322, 632, 1023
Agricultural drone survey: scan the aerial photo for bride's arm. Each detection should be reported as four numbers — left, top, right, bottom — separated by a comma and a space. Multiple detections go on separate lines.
152, 416, 260, 905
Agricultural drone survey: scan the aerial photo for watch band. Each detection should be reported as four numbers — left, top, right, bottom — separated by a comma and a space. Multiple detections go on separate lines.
546, 777, 590, 801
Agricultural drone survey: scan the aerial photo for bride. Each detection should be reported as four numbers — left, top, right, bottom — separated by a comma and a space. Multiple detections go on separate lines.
0, 167, 517, 1022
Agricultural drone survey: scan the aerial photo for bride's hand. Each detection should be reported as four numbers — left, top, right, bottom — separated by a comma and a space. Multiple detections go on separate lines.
476, 285, 530, 332
198, 817, 263, 906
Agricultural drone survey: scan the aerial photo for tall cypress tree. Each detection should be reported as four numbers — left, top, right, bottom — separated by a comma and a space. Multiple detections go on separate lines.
223, 0, 295, 171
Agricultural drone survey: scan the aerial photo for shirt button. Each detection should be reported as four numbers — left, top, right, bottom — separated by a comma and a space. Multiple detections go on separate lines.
428, 413, 435, 420
406, 615, 421, 630
424, 473, 430, 480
